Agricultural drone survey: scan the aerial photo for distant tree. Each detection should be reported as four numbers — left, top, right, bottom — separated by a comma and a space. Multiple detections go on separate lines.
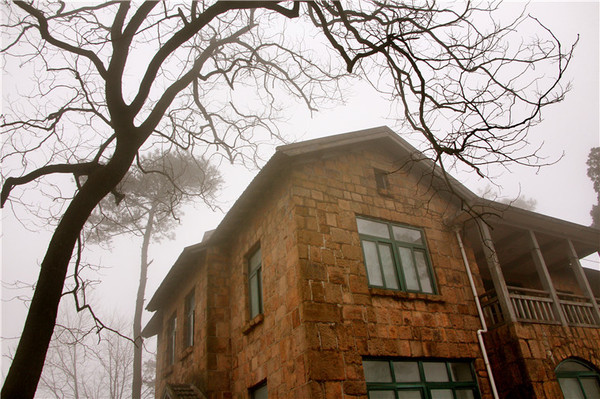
503, 196, 538, 211
86, 151, 221, 399
587, 147, 600, 227
37, 304, 138, 399
477, 185, 537, 211
1, 2, 575, 396
141, 358, 156, 399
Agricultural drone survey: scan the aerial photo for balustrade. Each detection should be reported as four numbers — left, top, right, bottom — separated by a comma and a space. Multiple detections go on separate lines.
480, 287, 600, 328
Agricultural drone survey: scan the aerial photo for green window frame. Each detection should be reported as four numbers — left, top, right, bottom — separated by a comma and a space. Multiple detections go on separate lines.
363, 358, 480, 399
357, 217, 436, 294
248, 247, 263, 319
166, 313, 177, 365
184, 289, 195, 347
556, 359, 600, 399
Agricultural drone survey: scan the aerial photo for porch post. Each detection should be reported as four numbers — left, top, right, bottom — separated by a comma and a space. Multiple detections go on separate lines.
567, 239, 600, 324
478, 220, 516, 323
527, 230, 568, 326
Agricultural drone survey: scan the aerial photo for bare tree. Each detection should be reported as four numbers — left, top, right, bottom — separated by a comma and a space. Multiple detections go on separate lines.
86, 151, 221, 399
1, 2, 574, 397
37, 303, 134, 399
141, 357, 156, 399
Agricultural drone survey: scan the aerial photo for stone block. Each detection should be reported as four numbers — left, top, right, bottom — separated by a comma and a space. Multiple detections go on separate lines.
307, 351, 345, 381
302, 302, 341, 323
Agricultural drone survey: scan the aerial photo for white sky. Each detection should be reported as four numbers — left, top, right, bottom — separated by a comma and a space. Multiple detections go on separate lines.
1, 1, 599, 379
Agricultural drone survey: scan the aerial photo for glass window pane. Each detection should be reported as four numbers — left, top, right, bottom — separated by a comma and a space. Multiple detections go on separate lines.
252, 384, 268, 399
363, 360, 393, 382
363, 241, 384, 286
379, 243, 399, 289
557, 360, 593, 373
414, 251, 433, 293
449, 362, 474, 382
249, 248, 262, 273
455, 389, 475, 399
580, 377, 600, 397
430, 389, 453, 399
397, 391, 423, 399
558, 378, 585, 399
357, 218, 390, 238
423, 362, 449, 382
392, 225, 423, 244
368, 391, 396, 399
398, 247, 419, 291
393, 361, 421, 382
250, 275, 260, 318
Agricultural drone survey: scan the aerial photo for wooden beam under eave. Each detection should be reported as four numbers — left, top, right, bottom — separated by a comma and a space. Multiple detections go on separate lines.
478, 220, 517, 323
567, 239, 600, 325
528, 230, 568, 326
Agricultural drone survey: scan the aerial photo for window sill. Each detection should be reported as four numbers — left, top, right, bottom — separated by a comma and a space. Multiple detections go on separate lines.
242, 313, 264, 335
180, 345, 193, 360
369, 287, 444, 302
377, 188, 394, 198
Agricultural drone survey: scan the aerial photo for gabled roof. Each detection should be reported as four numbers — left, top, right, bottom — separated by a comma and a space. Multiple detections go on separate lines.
145, 126, 600, 315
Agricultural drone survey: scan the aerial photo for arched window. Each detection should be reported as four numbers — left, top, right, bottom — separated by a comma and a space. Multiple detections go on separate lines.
556, 359, 600, 399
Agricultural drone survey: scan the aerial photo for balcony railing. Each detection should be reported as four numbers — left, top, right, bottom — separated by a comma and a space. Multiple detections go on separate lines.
558, 292, 599, 327
480, 286, 600, 329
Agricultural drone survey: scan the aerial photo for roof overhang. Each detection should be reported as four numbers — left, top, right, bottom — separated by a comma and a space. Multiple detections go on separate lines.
145, 241, 207, 312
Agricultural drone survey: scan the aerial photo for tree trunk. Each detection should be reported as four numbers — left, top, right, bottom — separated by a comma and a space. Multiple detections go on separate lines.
1, 142, 137, 399
132, 204, 156, 399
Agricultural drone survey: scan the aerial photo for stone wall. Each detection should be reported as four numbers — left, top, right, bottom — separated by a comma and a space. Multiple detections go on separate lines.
485, 322, 600, 398
154, 142, 599, 398
290, 145, 495, 398
156, 252, 209, 396
226, 169, 309, 399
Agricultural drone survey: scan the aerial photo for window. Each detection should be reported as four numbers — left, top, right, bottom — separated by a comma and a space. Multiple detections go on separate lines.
363, 359, 480, 399
250, 382, 268, 399
184, 290, 195, 347
556, 359, 600, 399
166, 314, 177, 365
357, 217, 436, 293
375, 169, 390, 191
248, 247, 263, 319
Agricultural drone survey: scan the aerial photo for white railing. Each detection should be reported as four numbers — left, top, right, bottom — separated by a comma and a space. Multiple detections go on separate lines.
559, 293, 599, 327
508, 286, 559, 324
480, 287, 600, 328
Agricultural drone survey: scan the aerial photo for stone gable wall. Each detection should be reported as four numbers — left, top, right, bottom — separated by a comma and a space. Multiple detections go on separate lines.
289, 145, 494, 398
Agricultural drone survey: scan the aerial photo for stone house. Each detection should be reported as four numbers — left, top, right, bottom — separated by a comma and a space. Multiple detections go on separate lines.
142, 126, 600, 399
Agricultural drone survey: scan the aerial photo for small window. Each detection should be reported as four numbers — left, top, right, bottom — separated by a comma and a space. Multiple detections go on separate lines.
248, 247, 263, 319
166, 314, 177, 365
357, 217, 436, 294
375, 169, 390, 191
556, 359, 600, 399
184, 290, 195, 347
250, 382, 268, 399
363, 359, 480, 399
